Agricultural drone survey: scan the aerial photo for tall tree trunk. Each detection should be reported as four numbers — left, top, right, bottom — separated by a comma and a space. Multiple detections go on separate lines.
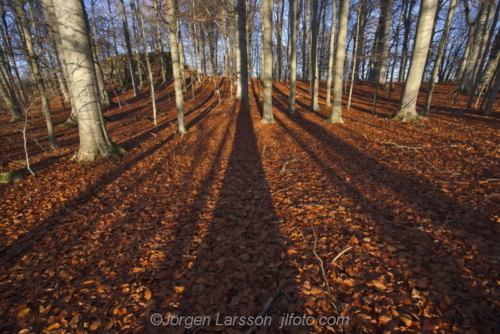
423, 0, 456, 115
15, 0, 57, 149
135, 0, 158, 125
326, 0, 349, 123
459, 0, 494, 93
118, 0, 140, 97
261, 0, 274, 124
398, 0, 416, 82
395, 0, 438, 121
235, 0, 249, 106
289, 0, 298, 113
377, 0, 395, 89
325, 0, 336, 106
480, 29, 500, 85
42, 0, 123, 161
310, 0, 319, 111
483, 61, 500, 116
166, 0, 186, 133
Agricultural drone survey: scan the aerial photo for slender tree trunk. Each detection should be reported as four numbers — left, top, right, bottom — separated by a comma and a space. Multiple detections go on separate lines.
118, 0, 140, 97
348, 0, 361, 110
310, 0, 319, 111
166, 0, 186, 133
261, 0, 274, 123
289, 0, 298, 113
326, 0, 349, 123
395, 0, 438, 121
0, 74, 22, 122
480, 29, 500, 85
325, 0, 336, 106
15, 0, 57, 149
484, 61, 500, 115
459, 0, 493, 93
378, 0, 395, 89
423, 0, 456, 115
235, 0, 249, 107
42, 0, 123, 161
135, 0, 158, 126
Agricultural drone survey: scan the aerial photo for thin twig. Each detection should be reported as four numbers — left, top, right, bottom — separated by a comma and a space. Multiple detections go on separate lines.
280, 158, 298, 173
331, 246, 353, 265
310, 221, 331, 295
423, 158, 461, 175
246, 287, 281, 334
380, 141, 423, 150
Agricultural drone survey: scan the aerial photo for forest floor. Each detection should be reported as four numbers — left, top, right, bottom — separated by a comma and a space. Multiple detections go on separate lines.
1, 78, 500, 334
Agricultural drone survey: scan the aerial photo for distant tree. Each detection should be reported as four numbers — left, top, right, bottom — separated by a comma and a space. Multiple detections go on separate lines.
326, 0, 349, 123
395, 0, 438, 121
118, 0, 140, 97
0, 74, 22, 122
261, 0, 274, 124
14, 0, 58, 148
41, 0, 124, 161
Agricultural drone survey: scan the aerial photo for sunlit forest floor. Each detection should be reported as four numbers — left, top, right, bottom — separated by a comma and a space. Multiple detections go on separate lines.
1, 78, 500, 333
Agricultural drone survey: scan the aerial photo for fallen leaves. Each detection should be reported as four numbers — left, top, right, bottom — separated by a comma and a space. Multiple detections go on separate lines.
0, 79, 499, 333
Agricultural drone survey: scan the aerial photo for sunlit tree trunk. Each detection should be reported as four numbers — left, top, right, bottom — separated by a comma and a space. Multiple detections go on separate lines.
42, 0, 123, 161
395, 0, 437, 121
235, 0, 249, 106
261, 0, 274, 124
166, 0, 186, 133
310, 0, 319, 111
326, 0, 349, 123
423, 0, 456, 116
325, 0, 336, 106
377, 0, 394, 89
289, 0, 298, 113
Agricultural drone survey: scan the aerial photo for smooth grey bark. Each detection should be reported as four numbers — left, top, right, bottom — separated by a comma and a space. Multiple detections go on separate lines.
129, 0, 145, 89
484, 61, 500, 115
261, 0, 274, 124
377, 0, 394, 89
395, 0, 438, 121
325, 0, 336, 106
0, 73, 22, 121
235, 0, 249, 105
310, 0, 319, 111
459, 0, 494, 92
481, 29, 500, 85
42, 0, 123, 161
326, 0, 349, 123
289, 0, 298, 113
348, 0, 361, 110
423, 0, 456, 116
118, 0, 140, 97
398, 0, 416, 82
15, 0, 57, 149
135, 0, 158, 125
166, 0, 186, 133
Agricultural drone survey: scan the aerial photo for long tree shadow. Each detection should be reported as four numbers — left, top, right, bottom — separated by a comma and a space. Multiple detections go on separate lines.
150, 101, 306, 333
270, 102, 500, 332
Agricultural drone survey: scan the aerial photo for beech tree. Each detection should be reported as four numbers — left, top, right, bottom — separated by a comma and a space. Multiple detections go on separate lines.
395, 0, 438, 121
166, 0, 187, 133
118, 0, 140, 97
326, 0, 349, 123
15, 0, 58, 149
261, 0, 274, 124
289, 0, 298, 113
235, 0, 249, 106
41, 0, 124, 161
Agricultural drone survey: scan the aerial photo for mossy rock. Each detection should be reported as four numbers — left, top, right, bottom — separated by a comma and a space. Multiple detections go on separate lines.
0, 167, 33, 183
